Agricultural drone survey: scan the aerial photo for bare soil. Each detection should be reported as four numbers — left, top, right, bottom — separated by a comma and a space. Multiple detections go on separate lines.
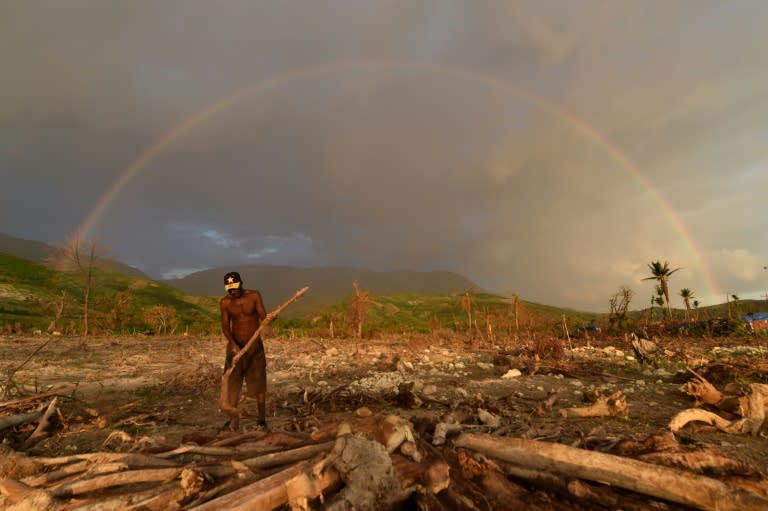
2, 332, 768, 507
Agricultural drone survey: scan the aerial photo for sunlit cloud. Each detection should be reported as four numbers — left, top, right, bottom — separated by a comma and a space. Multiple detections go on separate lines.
162, 267, 209, 280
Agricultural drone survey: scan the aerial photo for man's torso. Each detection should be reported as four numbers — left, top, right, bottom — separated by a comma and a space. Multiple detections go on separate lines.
223, 290, 263, 345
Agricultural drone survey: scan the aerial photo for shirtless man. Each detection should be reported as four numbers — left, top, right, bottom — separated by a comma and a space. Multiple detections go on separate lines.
220, 271, 273, 429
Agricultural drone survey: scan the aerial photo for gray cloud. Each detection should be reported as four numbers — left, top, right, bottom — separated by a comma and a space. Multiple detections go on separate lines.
2, 0, 767, 311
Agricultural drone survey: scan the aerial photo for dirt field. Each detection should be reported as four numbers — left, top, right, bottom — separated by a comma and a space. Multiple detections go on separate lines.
2, 331, 768, 509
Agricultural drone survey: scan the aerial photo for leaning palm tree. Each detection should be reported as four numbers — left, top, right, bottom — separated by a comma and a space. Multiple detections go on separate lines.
643, 260, 681, 319
679, 288, 694, 321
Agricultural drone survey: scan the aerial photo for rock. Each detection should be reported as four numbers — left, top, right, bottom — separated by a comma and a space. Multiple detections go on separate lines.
501, 369, 522, 379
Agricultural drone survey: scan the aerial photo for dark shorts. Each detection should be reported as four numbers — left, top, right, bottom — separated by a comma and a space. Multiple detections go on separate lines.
225, 338, 267, 396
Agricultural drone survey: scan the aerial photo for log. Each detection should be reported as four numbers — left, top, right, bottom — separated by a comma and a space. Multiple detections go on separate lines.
185, 470, 261, 509
209, 430, 268, 447
432, 423, 466, 446
671, 383, 766, 435
65, 481, 182, 511
156, 444, 240, 459
390, 454, 451, 495
22, 460, 92, 487
189, 457, 322, 511
0, 388, 74, 410
285, 467, 342, 510
499, 462, 676, 511
454, 432, 768, 511
36, 453, 121, 466
669, 408, 755, 434
0, 487, 56, 511
0, 477, 38, 502
478, 471, 529, 510
242, 441, 334, 471
0, 445, 42, 479
22, 453, 179, 488
24, 397, 58, 446
559, 390, 627, 418
50, 467, 183, 498
219, 286, 309, 426
0, 410, 44, 430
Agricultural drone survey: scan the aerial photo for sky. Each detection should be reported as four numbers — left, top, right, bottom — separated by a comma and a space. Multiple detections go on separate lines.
2, 0, 767, 312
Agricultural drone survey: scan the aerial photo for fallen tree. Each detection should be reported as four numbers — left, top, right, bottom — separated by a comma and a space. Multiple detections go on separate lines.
454, 432, 768, 511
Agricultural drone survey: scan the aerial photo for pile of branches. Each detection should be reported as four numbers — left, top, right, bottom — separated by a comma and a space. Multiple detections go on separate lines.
2, 402, 768, 510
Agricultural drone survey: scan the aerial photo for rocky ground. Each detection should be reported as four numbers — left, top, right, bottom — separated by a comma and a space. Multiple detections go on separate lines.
2, 331, 768, 509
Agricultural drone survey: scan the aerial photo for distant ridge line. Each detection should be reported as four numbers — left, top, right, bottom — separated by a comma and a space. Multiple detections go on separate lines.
162, 264, 481, 317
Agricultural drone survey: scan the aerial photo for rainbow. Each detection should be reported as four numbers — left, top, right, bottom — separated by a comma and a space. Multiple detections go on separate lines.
75, 59, 721, 298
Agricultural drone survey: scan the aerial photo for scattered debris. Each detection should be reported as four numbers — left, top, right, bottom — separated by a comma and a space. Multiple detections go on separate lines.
672, 368, 768, 435
3, 333, 768, 509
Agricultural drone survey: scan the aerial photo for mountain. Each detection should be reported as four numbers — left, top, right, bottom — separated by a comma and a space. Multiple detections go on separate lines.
0, 232, 52, 264
163, 265, 482, 317
0, 232, 149, 279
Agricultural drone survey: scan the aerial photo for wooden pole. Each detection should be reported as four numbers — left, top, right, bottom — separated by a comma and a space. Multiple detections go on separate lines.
562, 315, 572, 350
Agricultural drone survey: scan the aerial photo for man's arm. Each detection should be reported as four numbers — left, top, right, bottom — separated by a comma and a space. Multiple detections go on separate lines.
219, 298, 236, 346
252, 290, 268, 322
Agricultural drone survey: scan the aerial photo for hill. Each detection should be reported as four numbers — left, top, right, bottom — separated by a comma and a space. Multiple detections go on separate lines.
0, 232, 149, 279
0, 232, 54, 264
0, 252, 219, 334
297, 291, 603, 337
163, 265, 482, 317
1, 252, 602, 337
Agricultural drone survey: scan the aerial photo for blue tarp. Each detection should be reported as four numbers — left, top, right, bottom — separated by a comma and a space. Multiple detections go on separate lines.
742, 312, 768, 322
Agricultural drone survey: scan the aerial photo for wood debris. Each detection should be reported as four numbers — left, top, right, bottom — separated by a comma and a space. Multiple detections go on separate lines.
5, 333, 768, 510
559, 390, 628, 418
672, 368, 768, 435
2, 390, 768, 511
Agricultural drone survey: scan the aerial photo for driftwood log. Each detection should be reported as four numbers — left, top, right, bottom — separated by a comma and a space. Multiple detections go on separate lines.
189, 457, 322, 511
454, 432, 768, 511
675, 369, 768, 435
559, 390, 628, 418
219, 287, 309, 430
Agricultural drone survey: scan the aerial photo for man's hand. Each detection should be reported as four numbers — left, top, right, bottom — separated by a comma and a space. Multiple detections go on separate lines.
265, 312, 278, 323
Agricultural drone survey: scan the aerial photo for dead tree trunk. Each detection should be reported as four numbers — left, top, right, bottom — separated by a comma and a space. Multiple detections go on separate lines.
454, 433, 768, 511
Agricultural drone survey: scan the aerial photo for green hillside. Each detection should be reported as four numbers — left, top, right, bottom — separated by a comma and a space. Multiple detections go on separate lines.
2, 252, 604, 338
0, 232, 149, 278
0, 252, 219, 335
6, 249, 762, 339
277, 291, 602, 337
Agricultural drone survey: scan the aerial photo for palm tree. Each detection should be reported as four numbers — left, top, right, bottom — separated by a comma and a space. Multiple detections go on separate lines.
679, 288, 694, 321
643, 261, 681, 319
730, 294, 740, 319
693, 299, 700, 320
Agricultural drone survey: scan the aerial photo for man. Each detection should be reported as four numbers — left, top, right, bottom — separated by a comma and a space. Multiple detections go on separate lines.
220, 271, 273, 429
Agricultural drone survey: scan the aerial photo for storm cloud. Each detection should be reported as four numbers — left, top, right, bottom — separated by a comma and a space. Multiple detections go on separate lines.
2, 0, 767, 311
